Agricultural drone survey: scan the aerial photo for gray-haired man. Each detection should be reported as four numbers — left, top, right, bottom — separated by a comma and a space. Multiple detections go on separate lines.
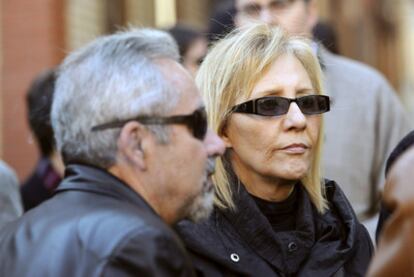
0, 28, 224, 276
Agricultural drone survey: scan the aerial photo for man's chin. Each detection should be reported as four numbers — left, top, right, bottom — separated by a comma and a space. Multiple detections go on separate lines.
185, 189, 214, 223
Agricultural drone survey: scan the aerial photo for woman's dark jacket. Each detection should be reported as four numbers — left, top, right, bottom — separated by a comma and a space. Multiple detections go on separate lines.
0, 164, 195, 276
176, 180, 373, 276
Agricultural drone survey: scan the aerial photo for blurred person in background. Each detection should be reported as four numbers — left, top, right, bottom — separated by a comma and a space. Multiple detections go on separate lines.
21, 69, 64, 211
168, 24, 208, 78
367, 140, 414, 276
375, 130, 414, 241
208, 5, 339, 54
0, 28, 224, 276
230, 0, 411, 237
312, 20, 339, 54
207, 1, 236, 42
177, 24, 373, 276
0, 160, 23, 229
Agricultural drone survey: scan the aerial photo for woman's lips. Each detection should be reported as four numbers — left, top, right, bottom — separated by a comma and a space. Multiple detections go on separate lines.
280, 143, 309, 154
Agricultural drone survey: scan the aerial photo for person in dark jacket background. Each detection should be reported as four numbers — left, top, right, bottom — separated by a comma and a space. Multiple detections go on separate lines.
177, 24, 373, 276
0, 28, 225, 276
168, 24, 208, 78
21, 68, 64, 211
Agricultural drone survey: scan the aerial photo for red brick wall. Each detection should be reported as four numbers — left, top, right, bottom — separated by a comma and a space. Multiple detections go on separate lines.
1, 0, 65, 181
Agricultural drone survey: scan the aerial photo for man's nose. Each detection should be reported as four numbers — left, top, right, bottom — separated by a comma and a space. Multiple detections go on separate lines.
204, 129, 225, 157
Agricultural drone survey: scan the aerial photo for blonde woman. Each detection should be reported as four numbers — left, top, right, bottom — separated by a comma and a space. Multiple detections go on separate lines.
177, 24, 373, 276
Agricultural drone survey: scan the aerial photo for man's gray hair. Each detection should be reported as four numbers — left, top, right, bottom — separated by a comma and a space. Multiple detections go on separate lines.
51, 28, 181, 168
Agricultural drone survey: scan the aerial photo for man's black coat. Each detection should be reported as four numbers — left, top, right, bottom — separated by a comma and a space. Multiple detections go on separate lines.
0, 164, 195, 277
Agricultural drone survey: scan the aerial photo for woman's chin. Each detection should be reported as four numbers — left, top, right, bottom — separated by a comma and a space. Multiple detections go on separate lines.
277, 167, 309, 181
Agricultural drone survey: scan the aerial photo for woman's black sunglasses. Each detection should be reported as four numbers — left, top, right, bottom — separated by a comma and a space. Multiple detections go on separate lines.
230, 95, 330, 116
91, 107, 208, 140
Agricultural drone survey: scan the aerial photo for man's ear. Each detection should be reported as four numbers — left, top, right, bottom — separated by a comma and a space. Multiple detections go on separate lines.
117, 121, 148, 170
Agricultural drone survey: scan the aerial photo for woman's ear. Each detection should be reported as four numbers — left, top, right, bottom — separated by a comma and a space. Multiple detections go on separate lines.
220, 123, 233, 149
117, 121, 148, 170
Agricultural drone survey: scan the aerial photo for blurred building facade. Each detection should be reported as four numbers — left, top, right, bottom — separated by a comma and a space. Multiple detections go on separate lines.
1, 0, 413, 180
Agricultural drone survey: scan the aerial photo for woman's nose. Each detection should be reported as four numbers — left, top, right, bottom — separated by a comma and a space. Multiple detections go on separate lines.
283, 102, 307, 130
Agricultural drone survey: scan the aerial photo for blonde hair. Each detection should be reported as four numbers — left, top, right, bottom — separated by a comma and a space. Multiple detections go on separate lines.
196, 24, 328, 213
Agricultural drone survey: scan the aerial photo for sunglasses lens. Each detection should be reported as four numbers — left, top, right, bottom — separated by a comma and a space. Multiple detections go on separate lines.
231, 95, 330, 117
193, 109, 208, 140
298, 95, 329, 114
257, 97, 289, 116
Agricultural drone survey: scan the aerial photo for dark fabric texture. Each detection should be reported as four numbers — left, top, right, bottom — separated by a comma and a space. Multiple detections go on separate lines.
176, 180, 373, 276
250, 186, 298, 233
0, 164, 195, 277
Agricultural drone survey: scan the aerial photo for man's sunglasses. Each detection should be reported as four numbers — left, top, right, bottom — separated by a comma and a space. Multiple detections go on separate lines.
230, 95, 330, 116
91, 107, 208, 140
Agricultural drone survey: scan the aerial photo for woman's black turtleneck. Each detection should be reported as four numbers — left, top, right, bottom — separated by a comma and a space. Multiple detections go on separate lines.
250, 185, 298, 233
